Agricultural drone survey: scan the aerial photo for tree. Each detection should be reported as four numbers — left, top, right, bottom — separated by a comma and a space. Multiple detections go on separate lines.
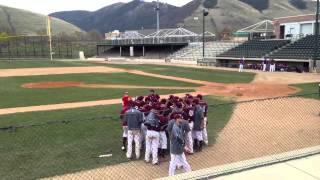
219, 27, 232, 40
86, 30, 103, 41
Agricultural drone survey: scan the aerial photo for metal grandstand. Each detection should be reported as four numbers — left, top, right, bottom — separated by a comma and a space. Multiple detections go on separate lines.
100, 28, 215, 46
237, 20, 274, 33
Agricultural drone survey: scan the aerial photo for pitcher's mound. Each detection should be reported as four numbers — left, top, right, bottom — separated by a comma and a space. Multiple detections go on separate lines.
22, 81, 84, 89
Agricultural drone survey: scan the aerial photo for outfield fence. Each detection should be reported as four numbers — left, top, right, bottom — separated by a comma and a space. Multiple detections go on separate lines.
0, 36, 97, 59
0, 93, 319, 180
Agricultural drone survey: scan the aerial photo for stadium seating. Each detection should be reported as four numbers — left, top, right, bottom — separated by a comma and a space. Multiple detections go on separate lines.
217, 40, 290, 58
168, 42, 239, 61
270, 35, 320, 60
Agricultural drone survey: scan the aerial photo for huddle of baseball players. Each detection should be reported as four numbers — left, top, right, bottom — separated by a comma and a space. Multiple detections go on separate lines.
120, 90, 208, 176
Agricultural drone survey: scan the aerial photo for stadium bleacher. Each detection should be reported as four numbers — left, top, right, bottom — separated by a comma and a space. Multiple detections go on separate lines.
169, 42, 239, 61
270, 35, 320, 60
217, 40, 290, 58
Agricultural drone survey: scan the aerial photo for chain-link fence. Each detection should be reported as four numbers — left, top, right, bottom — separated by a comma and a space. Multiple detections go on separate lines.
0, 93, 319, 180
0, 36, 97, 59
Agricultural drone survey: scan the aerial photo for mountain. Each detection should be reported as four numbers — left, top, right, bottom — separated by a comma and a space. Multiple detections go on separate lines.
50, 0, 202, 33
50, 0, 317, 36
0, 5, 83, 35
182, 0, 316, 35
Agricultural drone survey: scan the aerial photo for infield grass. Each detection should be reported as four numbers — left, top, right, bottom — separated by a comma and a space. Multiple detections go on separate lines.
0, 96, 234, 180
0, 73, 198, 108
99, 63, 256, 84
293, 82, 320, 100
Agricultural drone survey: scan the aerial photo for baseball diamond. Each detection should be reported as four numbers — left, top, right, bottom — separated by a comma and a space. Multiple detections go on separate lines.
0, 60, 318, 180
0, 0, 320, 179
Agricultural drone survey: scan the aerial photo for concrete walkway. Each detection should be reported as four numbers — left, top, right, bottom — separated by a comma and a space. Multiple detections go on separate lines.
216, 154, 320, 180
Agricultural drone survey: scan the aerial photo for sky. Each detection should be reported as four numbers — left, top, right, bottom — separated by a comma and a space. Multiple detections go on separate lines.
0, 0, 193, 15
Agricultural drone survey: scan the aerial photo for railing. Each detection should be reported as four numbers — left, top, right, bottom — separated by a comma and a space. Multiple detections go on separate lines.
1, 93, 319, 179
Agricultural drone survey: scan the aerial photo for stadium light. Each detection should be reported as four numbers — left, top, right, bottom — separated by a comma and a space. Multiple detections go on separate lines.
313, 0, 319, 69
203, 9, 209, 59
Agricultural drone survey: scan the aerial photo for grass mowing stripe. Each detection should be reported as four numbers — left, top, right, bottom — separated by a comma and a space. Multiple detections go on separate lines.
99, 63, 256, 84
0, 96, 234, 180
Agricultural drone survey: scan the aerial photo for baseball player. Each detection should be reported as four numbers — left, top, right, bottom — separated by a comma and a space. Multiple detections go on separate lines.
124, 101, 144, 159
158, 110, 169, 158
167, 114, 192, 176
144, 107, 161, 165
148, 89, 160, 103
262, 57, 267, 72
270, 59, 276, 72
182, 100, 194, 154
198, 94, 209, 145
120, 106, 129, 151
239, 57, 245, 72
192, 99, 205, 152
122, 92, 132, 108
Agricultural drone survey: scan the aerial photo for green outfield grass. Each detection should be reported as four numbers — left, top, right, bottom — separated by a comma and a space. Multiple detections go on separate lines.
293, 82, 320, 100
0, 60, 95, 69
0, 73, 198, 108
0, 96, 234, 180
99, 63, 256, 84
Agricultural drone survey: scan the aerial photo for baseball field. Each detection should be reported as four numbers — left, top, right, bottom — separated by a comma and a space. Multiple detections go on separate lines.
0, 60, 319, 180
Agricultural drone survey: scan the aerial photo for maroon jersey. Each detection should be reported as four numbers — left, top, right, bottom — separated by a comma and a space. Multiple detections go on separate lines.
158, 114, 169, 131
183, 106, 194, 122
148, 94, 160, 103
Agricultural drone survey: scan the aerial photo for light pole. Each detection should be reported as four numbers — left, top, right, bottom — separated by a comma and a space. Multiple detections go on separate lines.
313, 0, 319, 69
156, 0, 160, 32
203, 9, 209, 59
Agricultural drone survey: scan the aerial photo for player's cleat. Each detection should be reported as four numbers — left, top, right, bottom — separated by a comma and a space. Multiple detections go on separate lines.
121, 146, 126, 151
153, 162, 160, 165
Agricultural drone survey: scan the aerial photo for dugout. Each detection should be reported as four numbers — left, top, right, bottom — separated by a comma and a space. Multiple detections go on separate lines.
215, 58, 311, 72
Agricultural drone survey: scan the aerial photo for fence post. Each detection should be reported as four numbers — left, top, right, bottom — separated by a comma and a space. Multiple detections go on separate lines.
32, 40, 36, 57
58, 38, 61, 59
24, 37, 27, 57
70, 43, 73, 59
15, 38, 19, 58
40, 36, 44, 58
7, 40, 11, 61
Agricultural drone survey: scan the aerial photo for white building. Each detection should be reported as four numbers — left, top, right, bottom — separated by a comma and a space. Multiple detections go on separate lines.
274, 14, 317, 39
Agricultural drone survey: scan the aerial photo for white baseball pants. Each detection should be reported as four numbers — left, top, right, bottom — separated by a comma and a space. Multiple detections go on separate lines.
122, 126, 128, 138
159, 131, 167, 149
145, 130, 160, 164
126, 130, 141, 159
263, 64, 267, 71
202, 117, 208, 145
239, 64, 244, 72
192, 130, 203, 141
169, 153, 191, 176
185, 122, 194, 153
